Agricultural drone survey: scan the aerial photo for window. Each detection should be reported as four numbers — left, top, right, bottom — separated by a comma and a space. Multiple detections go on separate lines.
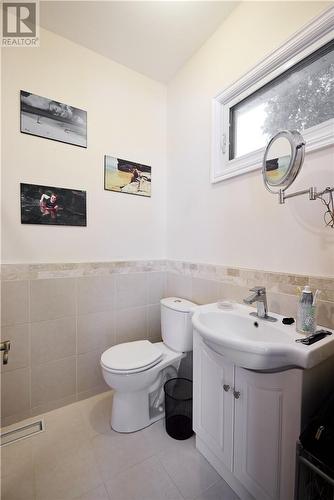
211, 7, 334, 183
230, 41, 334, 159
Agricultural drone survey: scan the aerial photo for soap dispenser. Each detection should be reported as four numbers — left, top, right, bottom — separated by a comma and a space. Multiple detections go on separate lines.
296, 286, 316, 334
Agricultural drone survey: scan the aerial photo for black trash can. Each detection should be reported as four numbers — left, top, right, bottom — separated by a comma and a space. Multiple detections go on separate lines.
164, 377, 193, 440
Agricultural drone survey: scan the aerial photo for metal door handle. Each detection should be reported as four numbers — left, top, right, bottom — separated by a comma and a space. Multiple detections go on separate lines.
0, 340, 10, 365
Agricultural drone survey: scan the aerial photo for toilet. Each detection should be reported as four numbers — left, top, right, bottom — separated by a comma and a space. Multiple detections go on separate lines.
100, 297, 197, 433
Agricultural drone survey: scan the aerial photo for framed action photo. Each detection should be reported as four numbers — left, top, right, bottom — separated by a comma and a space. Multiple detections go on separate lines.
20, 183, 87, 226
104, 155, 151, 197
20, 91, 87, 148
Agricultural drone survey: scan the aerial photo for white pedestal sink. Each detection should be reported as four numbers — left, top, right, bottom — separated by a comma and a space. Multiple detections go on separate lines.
192, 302, 334, 371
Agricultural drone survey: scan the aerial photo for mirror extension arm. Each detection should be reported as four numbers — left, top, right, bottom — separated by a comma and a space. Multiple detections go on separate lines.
263, 130, 334, 228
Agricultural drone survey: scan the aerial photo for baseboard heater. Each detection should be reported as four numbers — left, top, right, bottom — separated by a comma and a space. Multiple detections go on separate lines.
1, 419, 45, 446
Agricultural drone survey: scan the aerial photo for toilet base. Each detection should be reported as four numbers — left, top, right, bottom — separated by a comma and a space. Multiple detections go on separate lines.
102, 343, 186, 433
111, 389, 164, 433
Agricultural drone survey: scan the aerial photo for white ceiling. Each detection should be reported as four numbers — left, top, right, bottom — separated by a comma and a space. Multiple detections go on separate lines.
40, 1, 237, 82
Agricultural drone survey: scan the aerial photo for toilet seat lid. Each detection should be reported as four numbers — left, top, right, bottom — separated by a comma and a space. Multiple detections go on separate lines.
101, 340, 163, 372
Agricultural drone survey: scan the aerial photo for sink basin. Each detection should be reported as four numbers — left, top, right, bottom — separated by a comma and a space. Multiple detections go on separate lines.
192, 302, 334, 371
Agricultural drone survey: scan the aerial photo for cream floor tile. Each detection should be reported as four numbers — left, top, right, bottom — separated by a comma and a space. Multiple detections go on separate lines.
32, 403, 90, 469
91, 426, 155, 482
105, 456, 183, 500
1, 437, 34, 479
158, 441, 221, 499
0, 393, 236, 500
193, 479, 240, 500
76, 391, 113, 438
1, 470, 35, 500
34, 442, 103, 500
142, 419, 195, 455
74, 484, 110, 500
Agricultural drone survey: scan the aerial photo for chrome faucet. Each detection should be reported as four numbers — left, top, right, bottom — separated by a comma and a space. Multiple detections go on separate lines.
244, 287, 277, 322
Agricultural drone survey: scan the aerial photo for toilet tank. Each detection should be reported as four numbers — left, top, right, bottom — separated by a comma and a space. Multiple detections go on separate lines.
160, 297, 197, 352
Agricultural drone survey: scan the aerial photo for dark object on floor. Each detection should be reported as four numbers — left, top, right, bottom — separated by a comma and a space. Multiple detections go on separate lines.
164, 378, 193, 440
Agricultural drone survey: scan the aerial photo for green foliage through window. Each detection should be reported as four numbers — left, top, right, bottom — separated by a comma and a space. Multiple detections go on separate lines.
230, 40, 334, 159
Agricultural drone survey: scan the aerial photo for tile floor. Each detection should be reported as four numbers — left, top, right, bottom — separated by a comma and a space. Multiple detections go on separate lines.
1, 391, 239, 500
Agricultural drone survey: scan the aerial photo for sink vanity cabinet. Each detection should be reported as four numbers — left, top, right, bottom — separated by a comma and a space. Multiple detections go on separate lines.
193, 327, 334, 500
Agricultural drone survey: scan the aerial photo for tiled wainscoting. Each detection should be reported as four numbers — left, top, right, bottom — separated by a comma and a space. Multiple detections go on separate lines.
165, 261, 334, 328
1, 260, 333, 426
1, 262, 166, 426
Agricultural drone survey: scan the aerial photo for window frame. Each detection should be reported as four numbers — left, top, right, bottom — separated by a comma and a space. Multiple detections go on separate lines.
211, 7, 334, 183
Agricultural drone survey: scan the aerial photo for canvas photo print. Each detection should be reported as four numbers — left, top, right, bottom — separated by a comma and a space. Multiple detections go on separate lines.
104, 156, 151, 197
20, 91, 87, 147
20, 183, 87, 226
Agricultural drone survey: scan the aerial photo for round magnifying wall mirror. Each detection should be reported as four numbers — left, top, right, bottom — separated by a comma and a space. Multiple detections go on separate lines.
262, 130, 305, 193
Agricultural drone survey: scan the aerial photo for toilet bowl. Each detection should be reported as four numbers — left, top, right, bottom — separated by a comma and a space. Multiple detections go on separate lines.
101, 297, 197, 433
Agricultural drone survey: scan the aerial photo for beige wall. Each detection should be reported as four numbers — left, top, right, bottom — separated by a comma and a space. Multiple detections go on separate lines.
1, 28, 167, 264
167, 1, 334, 277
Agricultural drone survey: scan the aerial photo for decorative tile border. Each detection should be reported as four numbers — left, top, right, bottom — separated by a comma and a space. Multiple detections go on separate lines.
1, 259, 333, 301
165, 261, 334, 302
0, 260, 167, 281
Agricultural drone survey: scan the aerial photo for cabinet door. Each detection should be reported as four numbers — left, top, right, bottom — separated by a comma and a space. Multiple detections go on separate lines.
193, 334, 234, 470
234, 366, 302, 500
